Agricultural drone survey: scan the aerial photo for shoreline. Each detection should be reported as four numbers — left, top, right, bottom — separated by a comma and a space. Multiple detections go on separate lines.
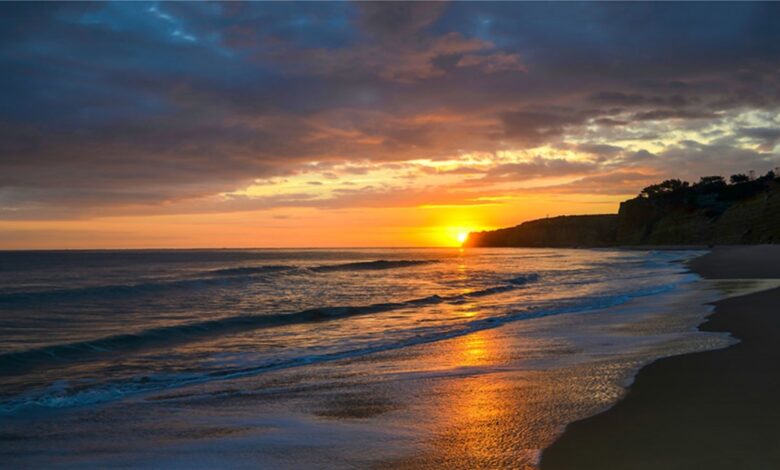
541, 245, 780, 469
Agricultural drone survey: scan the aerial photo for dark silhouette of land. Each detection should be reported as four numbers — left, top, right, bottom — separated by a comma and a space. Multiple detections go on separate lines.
467, 171, 780, 247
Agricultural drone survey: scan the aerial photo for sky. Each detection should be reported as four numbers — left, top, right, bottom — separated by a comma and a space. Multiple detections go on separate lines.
1, 1, 779, 248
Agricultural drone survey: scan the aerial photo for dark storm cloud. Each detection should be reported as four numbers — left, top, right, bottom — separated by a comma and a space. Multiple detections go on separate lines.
1, 1, 779, 218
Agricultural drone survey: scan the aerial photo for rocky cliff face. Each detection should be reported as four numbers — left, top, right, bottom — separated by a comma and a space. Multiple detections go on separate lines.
712, 185, 780, 243
466, 180, 780, 247
615, 196, 717, 245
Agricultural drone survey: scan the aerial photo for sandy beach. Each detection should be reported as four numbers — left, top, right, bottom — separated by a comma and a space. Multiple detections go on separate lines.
541, 245, 780, 469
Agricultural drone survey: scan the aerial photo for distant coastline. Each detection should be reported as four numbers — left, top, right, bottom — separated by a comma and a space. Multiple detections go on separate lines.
466, 171, 780, 248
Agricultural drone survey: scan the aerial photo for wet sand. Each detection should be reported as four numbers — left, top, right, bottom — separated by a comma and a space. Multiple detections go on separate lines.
541, 245, 780, 470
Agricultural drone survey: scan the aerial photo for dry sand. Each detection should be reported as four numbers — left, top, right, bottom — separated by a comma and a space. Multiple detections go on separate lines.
541, 245, 780, 469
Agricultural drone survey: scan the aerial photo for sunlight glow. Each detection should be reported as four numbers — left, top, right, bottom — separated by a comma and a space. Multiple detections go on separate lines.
435, 223, 488, 248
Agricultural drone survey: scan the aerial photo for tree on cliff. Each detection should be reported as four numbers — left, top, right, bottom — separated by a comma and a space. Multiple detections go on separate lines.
730, 174, 750, 184
639, 179, 689, 199
694, 175, 727, 189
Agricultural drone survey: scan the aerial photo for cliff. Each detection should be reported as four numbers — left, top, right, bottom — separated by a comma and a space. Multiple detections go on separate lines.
466, 174, 780, 247
466, 215, 619, 248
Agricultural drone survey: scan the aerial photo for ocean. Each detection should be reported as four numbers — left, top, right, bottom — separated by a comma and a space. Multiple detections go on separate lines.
0, 248, 745, 468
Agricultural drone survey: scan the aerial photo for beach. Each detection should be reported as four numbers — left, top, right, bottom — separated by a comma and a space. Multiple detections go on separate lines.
542, 245, 780, 469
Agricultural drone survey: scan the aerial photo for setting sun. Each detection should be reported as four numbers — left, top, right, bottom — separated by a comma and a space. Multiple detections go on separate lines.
438, 226, 482, 247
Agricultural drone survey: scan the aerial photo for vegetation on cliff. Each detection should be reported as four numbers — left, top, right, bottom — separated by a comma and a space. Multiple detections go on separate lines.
466, 170, 780, 247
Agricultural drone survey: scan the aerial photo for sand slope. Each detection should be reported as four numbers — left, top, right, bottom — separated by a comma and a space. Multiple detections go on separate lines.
541, 245, 780, 469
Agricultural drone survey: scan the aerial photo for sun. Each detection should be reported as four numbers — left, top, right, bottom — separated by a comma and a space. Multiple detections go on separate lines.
439, 225, 479, 247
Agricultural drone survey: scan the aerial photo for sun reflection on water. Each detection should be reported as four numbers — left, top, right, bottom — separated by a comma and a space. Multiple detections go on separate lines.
414, 329, 542, 469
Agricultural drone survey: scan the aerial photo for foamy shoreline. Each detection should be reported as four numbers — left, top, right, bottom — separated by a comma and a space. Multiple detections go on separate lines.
542, 245, 780, 469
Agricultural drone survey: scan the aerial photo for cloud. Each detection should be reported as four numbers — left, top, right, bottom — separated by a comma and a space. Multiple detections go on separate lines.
529, 171, 660, 196
1, 2, 780, 220
737, 127, 780, 151
357, 2, 446, 40
575, 143, 624, 158
589, 91, 691, 108
456, 52, 525, 74
477, 157, 598, 183
643, 141, 779, 181
632, 109, 716, 121
627, 149, 657, 161
501, 109, 595, 146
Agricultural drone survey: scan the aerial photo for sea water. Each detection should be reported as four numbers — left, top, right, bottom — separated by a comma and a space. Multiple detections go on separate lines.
0, 248, 743, 468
